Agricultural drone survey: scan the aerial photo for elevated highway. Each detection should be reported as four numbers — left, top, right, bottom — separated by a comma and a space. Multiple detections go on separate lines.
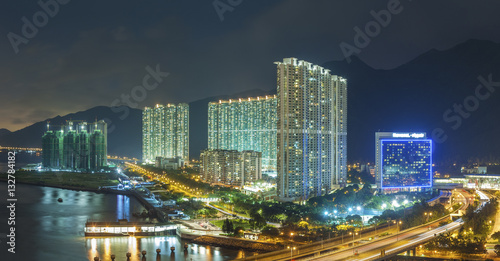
237, 190, 472, 261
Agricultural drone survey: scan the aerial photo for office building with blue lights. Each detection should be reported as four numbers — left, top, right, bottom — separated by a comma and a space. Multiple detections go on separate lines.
375, 132, 432, 191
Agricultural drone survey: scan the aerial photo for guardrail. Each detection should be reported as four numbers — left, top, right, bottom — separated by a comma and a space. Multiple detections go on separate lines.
369, 222, 464, 261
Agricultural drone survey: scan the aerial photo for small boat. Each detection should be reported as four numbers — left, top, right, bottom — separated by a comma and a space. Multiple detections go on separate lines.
170, 246, 175, 252
57, 198, 63, 203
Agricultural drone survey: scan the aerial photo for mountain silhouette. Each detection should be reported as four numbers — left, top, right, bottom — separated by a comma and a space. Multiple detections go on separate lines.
1, 39, 499, 163
323, 39, 500, 163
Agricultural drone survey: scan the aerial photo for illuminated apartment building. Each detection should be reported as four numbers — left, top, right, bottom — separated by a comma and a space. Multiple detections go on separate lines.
142, 103, 189, 163
208, 96, 277, 176
200, 149, 262, 186
276, 58, 348, 201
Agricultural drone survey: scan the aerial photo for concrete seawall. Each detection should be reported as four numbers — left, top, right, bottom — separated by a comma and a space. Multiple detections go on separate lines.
191, 236, 284, 253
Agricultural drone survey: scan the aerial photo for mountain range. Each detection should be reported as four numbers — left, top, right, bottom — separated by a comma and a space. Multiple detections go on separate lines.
1, 39, 499, 163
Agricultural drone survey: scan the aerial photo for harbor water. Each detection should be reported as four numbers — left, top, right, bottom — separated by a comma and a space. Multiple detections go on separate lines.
0, 157, 255, 261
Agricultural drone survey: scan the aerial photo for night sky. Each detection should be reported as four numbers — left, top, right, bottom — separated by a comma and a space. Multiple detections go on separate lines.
2, 0, 500, 131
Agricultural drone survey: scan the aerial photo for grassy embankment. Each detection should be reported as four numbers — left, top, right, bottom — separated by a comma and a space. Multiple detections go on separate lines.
210, 219, 253, 230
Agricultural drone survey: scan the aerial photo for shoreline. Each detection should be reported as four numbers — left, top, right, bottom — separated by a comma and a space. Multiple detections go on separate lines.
0, 179, 279, 253
0, 178, 103, 193
191, 236, 283, 253
0, 178, 155, 205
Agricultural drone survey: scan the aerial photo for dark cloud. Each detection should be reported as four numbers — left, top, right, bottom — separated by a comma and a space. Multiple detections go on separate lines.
1, 0, 500, 131
10, 118, 26, 125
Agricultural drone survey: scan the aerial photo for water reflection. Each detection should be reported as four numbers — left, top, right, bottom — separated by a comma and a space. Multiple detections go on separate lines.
0, 184, 255, 260
85, 236, 248, 261
117, 195, 131, 220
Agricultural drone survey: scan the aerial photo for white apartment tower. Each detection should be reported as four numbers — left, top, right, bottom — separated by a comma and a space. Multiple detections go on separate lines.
142, 103, 189, 163
276, 58, 347, 201
208, 95, 277, 175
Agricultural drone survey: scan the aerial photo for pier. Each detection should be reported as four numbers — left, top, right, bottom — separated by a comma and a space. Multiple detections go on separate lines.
85, 219, 177, 237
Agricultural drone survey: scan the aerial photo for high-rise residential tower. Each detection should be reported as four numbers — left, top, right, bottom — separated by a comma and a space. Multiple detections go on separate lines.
208, 96, 277, 176
42, 120, 107, 171
276, 58, 347, 201
142, 103, 189, 163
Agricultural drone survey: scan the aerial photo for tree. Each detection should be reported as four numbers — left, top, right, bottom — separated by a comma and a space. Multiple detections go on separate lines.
274, 213, 287, 224
298, 221, 309, 230
227, 219, 234, 234
492, 231, 500, 242
261, 225, 279, 237
368, 216, 382, 226
249, 211, 267, 231
222, 218, 229, 233
346, 215, 363, 227
495, 245, 500, 257
234, 226, 244, 237
222, 218, 234, 234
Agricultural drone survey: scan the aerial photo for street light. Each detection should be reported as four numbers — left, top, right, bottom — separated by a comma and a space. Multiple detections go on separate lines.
397, 221, 402, 242
349, 231, 359, 254
287, 246, 296, 259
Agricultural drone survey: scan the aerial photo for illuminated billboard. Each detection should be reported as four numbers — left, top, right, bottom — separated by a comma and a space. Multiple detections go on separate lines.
380, 139, 432, 188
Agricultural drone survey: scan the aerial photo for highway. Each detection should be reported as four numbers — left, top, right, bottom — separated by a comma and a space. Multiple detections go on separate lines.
125, 162, 201, 197
311, 218, 463, 261
237, 189, 471, 261
123, 162, 480, 261
305, 190, 476, 261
